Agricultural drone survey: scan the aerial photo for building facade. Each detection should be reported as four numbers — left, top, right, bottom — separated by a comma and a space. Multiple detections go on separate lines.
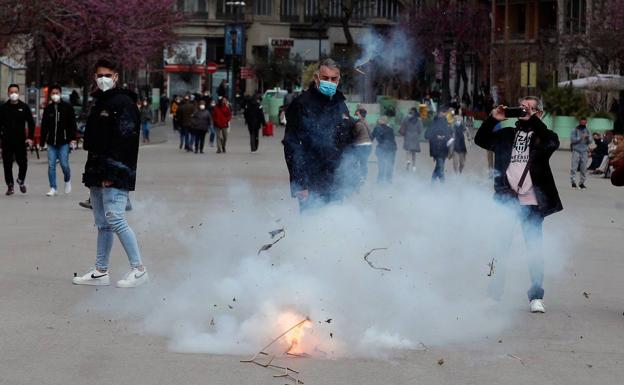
168, 0, 408, 98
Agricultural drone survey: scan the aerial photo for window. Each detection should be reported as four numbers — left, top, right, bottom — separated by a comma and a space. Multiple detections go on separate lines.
255, 0, 273, 15
281, 0, 298, 22
216, 0, 245, 18
565, 0, 586, 34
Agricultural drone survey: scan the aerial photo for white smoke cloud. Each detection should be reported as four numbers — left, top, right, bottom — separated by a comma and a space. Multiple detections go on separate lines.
355, 28, 421, 79
81, 174, 571, 359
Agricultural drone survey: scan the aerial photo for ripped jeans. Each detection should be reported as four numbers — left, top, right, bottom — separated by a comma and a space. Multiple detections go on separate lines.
90, 187, 142, 271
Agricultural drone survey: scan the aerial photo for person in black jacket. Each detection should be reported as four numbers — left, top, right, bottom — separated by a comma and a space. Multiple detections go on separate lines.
425, 110, 453, 182
244, 95, 266, 152
0, 84, 35, 195
191, 100, 212, 153
72, 58, 148, 288
474, 96, 562, 314
40, 85, 78, 196
283, 58, 355, 211
371, 116, 398, 184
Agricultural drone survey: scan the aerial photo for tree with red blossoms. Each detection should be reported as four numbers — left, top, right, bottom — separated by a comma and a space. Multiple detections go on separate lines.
38, 0, 180, 79
406, 0, 490, 106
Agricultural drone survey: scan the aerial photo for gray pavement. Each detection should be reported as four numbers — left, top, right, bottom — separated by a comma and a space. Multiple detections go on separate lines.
1, 117, 623, 385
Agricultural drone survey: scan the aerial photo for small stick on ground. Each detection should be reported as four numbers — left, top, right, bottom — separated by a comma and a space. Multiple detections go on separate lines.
364, 248, 391, 271
487, 258, 496, 277
507, 354, 525, 365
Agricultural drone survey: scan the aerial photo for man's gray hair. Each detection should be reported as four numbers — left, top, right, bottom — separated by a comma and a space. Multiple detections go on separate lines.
318, 58, 340, 72
519, 96, 544, 111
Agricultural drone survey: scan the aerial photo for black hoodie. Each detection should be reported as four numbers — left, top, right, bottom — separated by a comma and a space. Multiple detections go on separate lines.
82, 87, 140, 191
0, 100, 35, 146
40, 100, 78, 146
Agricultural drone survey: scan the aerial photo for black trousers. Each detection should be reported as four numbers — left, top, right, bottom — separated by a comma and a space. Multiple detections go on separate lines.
249, 128, 259, 152
193, 130, 207, 153
2, 143, 27, 186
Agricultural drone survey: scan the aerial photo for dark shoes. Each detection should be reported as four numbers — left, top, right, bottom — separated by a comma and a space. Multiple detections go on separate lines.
6, 185, 14, 195
579, 183, 587, 189
571, 182, 577, 189
79, 198, 93, 209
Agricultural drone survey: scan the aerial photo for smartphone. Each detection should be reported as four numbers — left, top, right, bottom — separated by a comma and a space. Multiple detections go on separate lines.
504, 107, 528, 118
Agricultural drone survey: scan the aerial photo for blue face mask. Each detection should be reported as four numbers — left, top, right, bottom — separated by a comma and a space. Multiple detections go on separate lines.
318, 80, 337, 97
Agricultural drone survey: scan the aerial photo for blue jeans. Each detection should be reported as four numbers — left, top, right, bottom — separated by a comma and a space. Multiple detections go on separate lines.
90, 187, 142, 270
432, 156, 446, 181
209, 126, 216, 145
179, 127, 191, 149
47, 144, 70, 189
488, 204, 545, 301
354, 145, 372, 183
141, 121, 150, 141
376, 149, 396, 183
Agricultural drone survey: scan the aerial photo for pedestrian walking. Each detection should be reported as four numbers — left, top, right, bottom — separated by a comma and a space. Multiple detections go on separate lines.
177, 95, 195, 151
170, 95, 180, 131
0, 84, 35, 195
217, 80, 228, 99
452, 116, 469, 173
351, 108, 372, 186
399, 107, 422, 172
159, 93, 169, 122
283, 58, 355, 211
474, 97, 562, 313
139, 100, 153, 143
243, 95, 266, 152
570, 118, 592, 189
425, 110, 453, 182
371, 116, 397, 184
40, 85, 78, 196
73, 58, 148, 288
191, 100, 212, 154
212, 97, 232, 153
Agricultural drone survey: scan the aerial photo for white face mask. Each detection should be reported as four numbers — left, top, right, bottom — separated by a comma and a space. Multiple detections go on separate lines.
96, 76, 115, 92
51, 94, 61, 103
199, 105, 206, 110
9, 93, 19, 102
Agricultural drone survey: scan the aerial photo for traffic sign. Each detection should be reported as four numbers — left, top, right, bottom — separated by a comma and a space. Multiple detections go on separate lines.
206, 62, 218, 74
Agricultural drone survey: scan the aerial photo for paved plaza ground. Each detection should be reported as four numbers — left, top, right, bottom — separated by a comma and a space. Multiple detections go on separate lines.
1, 116, 623, 385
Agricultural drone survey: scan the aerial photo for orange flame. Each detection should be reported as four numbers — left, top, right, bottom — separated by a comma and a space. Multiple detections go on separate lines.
277, 312, 313, 355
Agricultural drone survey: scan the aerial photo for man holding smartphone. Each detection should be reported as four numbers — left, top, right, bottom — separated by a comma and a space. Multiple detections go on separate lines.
474, 96, 562, 313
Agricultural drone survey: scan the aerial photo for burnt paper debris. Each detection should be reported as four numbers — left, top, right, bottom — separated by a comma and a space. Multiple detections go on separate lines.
258, 229, 286, 255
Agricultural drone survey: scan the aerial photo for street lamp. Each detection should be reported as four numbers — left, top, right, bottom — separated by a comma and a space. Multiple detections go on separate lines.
224, 1, 245, 105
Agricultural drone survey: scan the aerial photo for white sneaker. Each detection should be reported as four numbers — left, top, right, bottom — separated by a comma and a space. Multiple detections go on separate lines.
64, 181, 72, 194
530, 299, 545, 313
116, 267, 149, 288
72, 269, 110, 286
46, 188, 57, 197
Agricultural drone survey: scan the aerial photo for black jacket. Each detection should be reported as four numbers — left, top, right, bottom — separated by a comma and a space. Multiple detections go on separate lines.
191, 109, 213, 132
244, 101, 266, 131
283, 85, 354, 197
371, 124, 397, 152
475, 115, 563, 217
40, 100, 77, 146
82, 88, 140, 191
0, 100, 35, 146
425, 117, 453, 158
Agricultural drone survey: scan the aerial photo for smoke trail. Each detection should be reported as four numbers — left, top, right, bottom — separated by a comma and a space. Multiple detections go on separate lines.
354, 28, 422, 79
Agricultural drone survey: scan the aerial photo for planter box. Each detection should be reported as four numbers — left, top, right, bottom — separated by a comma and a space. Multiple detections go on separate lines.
588, 117, 613, 133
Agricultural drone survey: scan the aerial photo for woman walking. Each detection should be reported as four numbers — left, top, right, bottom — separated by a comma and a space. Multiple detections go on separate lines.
371, 116, 398, 184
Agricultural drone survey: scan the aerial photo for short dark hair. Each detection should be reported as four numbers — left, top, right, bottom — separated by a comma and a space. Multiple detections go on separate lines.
94, 58, 118, 72
49, 84, 62, 93
8, 83, 19, 91
357, 108, 367, 118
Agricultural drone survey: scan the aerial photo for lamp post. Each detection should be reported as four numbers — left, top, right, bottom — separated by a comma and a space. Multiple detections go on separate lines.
225, 1, 245, 105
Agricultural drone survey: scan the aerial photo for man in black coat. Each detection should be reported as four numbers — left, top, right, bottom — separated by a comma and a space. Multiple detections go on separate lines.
283, 58, 354, 211
243, 95, 266, 152
40, 85, 78, 196
0, 84, 35, 195
425, 111, 453, 182
475, 96, 562, 314
73, 58, 148, 288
